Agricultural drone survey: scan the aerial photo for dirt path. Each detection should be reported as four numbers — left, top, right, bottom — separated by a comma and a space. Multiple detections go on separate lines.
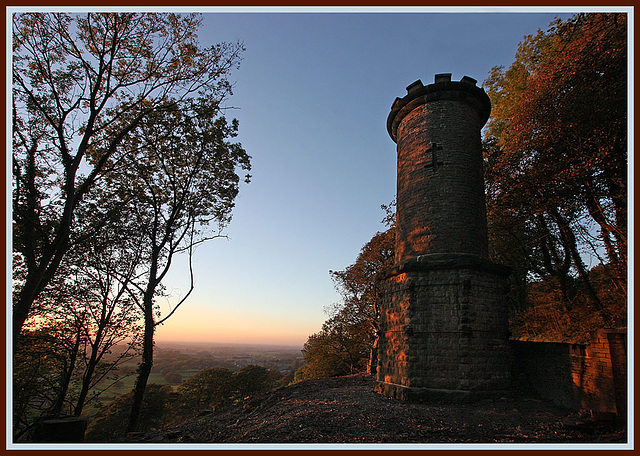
133, 374, 627, 444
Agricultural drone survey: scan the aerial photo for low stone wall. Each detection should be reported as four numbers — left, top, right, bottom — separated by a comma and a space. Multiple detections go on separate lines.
511, 328, 627, 421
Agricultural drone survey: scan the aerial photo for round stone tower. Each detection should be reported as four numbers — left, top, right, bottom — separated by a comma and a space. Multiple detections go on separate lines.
389, 74, 491, 263
375, 74, 511, 401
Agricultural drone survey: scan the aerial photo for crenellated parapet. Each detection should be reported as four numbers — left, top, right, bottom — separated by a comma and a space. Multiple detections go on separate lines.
387, 74, 491, 143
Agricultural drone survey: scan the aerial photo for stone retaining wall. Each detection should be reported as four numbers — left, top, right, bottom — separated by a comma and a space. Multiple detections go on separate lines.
511, 328, 627, 421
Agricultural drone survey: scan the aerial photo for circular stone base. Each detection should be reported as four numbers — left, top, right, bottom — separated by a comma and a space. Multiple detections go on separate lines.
374, 381, 509, 403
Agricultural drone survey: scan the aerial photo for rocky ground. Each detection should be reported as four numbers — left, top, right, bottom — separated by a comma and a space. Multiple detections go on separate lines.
129, 374, 627, 445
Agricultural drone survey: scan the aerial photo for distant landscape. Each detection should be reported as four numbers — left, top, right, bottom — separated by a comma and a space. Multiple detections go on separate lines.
11, 11, 627, 445
93, 342, 304, 408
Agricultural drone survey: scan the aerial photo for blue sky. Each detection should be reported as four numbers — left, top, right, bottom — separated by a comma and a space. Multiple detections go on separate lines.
154, 8, 579, 346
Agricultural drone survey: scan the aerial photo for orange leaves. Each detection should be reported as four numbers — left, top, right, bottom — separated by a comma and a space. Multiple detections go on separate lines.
484, 13, 626, 216
483, 13, 627, 327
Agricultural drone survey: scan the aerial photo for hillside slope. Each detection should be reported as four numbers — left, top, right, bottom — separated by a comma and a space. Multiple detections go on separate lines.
130, 374, 625, 444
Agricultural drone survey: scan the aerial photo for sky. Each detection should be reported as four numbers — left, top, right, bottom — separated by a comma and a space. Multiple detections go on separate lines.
149, 7, 593, 347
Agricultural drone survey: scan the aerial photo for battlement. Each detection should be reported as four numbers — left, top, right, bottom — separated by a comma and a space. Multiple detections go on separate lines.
406, 73, 477, 92
387, 74, 491, 143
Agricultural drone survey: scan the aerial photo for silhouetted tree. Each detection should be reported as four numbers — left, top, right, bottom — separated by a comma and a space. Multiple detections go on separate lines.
12, 12, 250, 436
13, 329, 69, 441
120, 100, 250, 433
13, 215, 142, 437
12, 12, 245, 340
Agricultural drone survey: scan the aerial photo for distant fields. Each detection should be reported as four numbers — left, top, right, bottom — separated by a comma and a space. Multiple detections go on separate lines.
84, 342, 303, 415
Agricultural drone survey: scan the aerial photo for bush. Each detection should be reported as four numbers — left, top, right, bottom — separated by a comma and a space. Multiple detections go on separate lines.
234, 365, 280, 400
164, 372, 182, 385
85, 384, 175, 442
176, 368, 235, 415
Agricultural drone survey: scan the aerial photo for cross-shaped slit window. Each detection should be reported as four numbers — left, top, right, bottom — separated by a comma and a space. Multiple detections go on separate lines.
424, 142, 443, 169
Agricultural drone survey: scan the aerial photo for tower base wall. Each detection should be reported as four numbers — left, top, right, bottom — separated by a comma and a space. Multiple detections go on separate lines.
373, 382, 508, 403
375, 254, 512, 400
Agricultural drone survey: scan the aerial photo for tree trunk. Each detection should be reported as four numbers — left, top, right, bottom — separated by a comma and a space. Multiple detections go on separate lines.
13, 267, 53, 342
13, 219, 72, 343
537, 214, 574, 308
74, 343, 101, 416
367, 335, 379, 376
51, 331, 81, 417
552, 208, 612, 325
13, 290, 35, 345
126, 293, 155, 434
584, 184, 621, 265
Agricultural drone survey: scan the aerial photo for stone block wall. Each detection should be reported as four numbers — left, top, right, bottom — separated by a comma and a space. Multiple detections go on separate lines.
390, 78, 491, 264
375, 254, 511, 401
511, 328, 627, 420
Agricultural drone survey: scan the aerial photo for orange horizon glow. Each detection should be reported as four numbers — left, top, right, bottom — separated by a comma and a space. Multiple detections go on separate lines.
20, 303, 315, 348
153, 327, 307, 348
152, 304, 315, 348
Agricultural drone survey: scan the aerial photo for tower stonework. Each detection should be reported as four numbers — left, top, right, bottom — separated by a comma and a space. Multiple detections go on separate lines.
375, 74, 511, 401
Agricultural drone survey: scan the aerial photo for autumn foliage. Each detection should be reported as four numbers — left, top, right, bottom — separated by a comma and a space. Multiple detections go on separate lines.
300, 15, 629, 380
483, 13, 627, 342
296, 226, 395, 381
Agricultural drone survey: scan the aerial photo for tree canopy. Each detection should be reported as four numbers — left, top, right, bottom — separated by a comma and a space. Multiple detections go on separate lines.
12, 12, 251, 439
483, 13, 627, 341
12, 12, 246, 337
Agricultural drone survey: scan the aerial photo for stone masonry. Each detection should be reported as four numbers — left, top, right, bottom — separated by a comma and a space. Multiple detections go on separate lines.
375, 74, 512, 401
511, 328, 627, 421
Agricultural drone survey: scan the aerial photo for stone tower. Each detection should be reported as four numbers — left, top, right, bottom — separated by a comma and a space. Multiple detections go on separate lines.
375, 74, 511, 401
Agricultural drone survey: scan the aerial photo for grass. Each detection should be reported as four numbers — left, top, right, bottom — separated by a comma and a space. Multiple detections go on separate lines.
83, 362, 247, 418
85, 368, 206, 415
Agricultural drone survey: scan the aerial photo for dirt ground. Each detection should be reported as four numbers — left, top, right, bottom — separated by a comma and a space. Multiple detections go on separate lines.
130, 373, 627, 445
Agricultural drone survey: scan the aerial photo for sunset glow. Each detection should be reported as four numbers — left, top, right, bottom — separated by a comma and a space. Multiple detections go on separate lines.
154, 304, 313, 347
